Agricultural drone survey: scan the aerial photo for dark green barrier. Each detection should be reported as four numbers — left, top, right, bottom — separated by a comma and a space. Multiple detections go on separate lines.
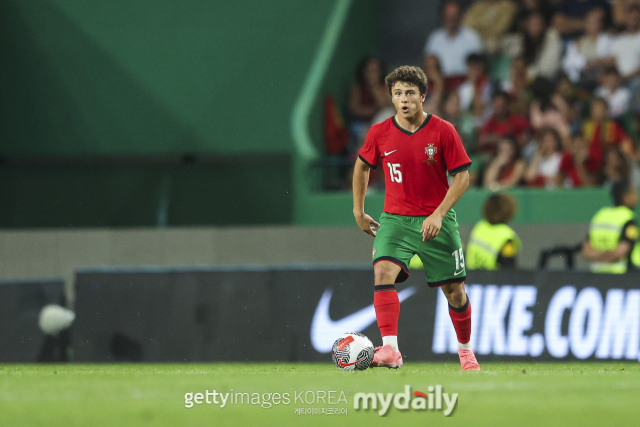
294, 188, 612, 225
0, 157, 291, 227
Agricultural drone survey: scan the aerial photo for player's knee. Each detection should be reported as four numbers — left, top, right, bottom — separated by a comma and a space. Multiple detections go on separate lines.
373, 262, 398, 285
442, 282, 466, 306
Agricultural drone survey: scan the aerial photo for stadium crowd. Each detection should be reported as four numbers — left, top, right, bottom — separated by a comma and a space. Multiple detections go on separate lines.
335, 0, 640, 191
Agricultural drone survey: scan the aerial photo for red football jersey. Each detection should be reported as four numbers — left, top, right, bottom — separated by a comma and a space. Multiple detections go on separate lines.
358, 114, 471, 216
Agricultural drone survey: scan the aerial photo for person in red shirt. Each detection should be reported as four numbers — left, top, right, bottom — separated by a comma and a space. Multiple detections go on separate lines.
583, 97, 634, 175
483, 137, 527, 191
477, 91, 531, 154
556, 134, 595, 187
352, 65, 479, 371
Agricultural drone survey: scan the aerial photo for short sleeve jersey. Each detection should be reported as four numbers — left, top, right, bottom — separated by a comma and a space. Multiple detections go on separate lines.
358, 114, 472, 216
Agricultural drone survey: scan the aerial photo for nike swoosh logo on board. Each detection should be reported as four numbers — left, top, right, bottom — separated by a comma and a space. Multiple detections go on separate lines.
384, 150, 397, 156
310, 286, 417, 353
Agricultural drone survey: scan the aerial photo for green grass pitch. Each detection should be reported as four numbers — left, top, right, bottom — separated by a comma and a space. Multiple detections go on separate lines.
1, 362, 639, 427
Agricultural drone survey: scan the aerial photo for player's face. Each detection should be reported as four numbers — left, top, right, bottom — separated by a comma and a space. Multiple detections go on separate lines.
391, 82, 425, 120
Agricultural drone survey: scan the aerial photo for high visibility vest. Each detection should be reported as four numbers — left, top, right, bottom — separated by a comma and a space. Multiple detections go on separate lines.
466, 220, 521, 270
588, 206, 635, 274
632, 244, 640, 268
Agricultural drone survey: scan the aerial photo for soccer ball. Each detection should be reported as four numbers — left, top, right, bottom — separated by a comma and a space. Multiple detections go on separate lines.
331, 332, 375, 371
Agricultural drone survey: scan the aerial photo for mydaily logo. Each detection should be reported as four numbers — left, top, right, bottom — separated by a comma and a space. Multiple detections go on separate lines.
354, 385, 457, 416
433, 284, 640, 360
310, 287, 417, 353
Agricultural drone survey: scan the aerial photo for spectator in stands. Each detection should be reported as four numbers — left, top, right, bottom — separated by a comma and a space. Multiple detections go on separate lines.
423, 0, 483, 91
441, 90, 481, 185
347, 56, 391, 150
525, 127, 564, 187
556, 134, 595, 187
594, 67, 632, 118
422, 55, 445, 115
582, 97, 634, 175
478, 91, 531, 155
529, 79, 573, 147
612, 0, 640, 28
552, 0, 610, 37
519, 12, 563, 80
463, 0, 517, 54
484, 137, 528, 190
510, 0, 554, 33
501, 56, 533, 117
442, 91, 463, 132
443, 90, 477, 149
602, 145, 631, 185
348, 56, 390, 123
607, 4, 640, 113
458, 54, 493, 112
562, 8, 612, 84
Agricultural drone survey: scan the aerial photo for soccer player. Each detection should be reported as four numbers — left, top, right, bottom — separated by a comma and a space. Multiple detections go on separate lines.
352, 65, 480, 371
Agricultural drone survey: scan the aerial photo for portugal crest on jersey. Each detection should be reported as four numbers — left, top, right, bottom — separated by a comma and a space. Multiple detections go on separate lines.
425, 143, 437, 164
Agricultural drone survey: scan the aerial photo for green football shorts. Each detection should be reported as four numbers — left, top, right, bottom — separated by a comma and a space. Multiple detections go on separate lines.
372, 211, 466, 287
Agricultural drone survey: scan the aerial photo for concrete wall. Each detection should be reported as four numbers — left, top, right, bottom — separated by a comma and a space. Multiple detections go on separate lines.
0, 223, 591, 306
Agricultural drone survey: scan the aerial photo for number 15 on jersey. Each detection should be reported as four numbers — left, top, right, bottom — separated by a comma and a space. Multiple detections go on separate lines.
387, 162, 402, 183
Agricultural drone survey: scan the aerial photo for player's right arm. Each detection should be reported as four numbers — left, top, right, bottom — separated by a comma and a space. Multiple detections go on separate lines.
353, 158, 380, 237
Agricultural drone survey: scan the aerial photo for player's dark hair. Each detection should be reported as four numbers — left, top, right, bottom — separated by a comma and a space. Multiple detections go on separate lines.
483, 194, 517, 225
385, 66, 428, 95
611, 179, 632, 207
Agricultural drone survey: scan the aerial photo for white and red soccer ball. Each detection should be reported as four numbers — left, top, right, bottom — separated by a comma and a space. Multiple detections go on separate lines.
331, 332, 374, 371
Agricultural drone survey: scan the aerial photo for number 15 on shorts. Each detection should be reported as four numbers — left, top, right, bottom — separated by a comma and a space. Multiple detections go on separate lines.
452, 247, 465, 275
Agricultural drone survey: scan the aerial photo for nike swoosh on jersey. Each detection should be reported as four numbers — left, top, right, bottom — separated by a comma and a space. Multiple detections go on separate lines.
454, 270, 464, 276
384, 150, 398, 156
310, 286, 418, 353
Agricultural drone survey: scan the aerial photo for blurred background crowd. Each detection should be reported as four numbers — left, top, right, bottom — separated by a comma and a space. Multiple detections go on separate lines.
325, 0, 640, 192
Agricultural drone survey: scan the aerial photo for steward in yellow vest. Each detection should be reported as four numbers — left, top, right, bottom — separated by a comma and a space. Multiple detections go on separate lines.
466, 194, 521, 270
582, 180, 639, 274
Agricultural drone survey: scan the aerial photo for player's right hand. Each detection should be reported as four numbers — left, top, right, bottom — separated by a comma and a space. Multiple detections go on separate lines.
354, 212, 380, 237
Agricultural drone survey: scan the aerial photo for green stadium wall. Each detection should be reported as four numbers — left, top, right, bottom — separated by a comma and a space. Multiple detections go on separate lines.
0, 0, 629, 227
1, 0, 335, 156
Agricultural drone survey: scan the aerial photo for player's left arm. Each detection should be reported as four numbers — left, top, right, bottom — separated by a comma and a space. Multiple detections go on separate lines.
422, 122, 471, 242
421, 170, 469, 241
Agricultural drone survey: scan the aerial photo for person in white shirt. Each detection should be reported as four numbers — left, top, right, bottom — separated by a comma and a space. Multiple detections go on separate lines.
607, 4, 640, 112
525, 127, 564, 189
562, 8, 612, 83
609, 5, 640, 79
594, 67, 632, 118
457, 53, 493, 112
423, 1, 483, 79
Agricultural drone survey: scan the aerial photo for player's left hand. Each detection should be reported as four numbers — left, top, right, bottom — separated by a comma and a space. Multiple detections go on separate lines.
421, 213, 443, 241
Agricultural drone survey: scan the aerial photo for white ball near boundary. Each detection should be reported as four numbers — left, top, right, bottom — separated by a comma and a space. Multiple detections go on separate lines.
38, 304, 75, 335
